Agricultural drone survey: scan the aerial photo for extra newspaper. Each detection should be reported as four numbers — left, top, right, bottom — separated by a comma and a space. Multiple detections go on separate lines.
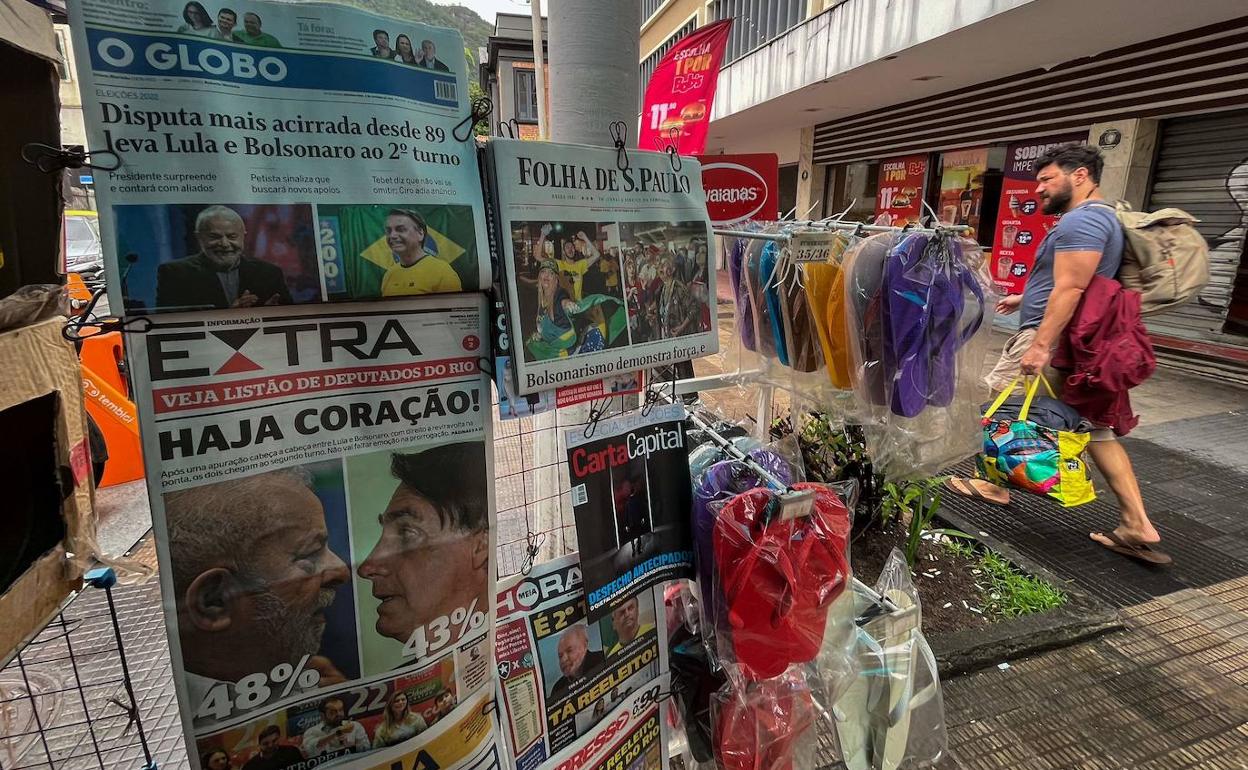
129, 296, 499, 770
495, 555, 667, 770
487, 139, 717, 395
68, 0, 490, 314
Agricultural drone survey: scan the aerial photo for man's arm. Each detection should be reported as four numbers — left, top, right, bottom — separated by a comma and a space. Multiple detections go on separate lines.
576, 232, 601, 267
1020, 249, 1100, 373
301, 726, 322, 755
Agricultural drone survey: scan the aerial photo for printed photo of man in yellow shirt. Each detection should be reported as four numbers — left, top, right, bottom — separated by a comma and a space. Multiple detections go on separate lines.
380, 209, 462, 296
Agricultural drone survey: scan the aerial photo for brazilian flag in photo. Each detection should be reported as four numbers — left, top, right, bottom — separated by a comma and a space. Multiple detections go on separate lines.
320, 204, 478, 298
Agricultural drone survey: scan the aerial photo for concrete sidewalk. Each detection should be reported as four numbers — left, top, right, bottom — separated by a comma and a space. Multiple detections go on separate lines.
931, 336, 1248, 769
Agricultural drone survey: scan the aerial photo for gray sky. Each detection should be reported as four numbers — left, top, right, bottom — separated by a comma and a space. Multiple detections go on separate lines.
430, 0, 536, 24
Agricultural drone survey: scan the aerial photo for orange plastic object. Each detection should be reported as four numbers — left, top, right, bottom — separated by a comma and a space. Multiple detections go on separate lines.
81, 364, 144, 487
65, 272, 92, 309
79, 332, 128, 397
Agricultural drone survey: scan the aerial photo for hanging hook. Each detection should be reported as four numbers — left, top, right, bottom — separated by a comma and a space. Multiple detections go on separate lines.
921, 198, 943, 226
453, 97, 493, 142
609, 121, 629, 172
22, 142, 121, 174
498, 118, 519, 139
62, 314, 154, 343
662, 127, 682, 173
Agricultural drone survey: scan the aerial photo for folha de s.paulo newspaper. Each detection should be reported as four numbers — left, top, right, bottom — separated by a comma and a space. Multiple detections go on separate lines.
486, 138, 718, 396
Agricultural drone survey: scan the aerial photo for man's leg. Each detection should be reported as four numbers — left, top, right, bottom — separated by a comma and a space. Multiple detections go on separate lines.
1086, 437, 1160, 545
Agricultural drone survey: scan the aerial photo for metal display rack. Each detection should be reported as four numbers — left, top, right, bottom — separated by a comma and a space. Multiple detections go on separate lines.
1, 568, 157, 770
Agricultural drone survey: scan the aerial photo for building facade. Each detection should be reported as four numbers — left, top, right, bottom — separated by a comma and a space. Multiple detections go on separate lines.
481, 13, 550, 141
639, 0, 1248, 375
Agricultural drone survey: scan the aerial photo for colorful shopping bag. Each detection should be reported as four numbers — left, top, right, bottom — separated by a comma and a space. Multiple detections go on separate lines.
977, 376, 1096, 507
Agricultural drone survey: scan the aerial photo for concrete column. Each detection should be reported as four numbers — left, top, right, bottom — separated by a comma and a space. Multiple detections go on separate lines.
534, 0, 643, 562
1087, 118, 1159, 209
547, 0, 641, 146
796, 125, 826, 219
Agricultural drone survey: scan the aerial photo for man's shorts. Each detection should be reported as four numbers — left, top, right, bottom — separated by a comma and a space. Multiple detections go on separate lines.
985, 328, 1116, 442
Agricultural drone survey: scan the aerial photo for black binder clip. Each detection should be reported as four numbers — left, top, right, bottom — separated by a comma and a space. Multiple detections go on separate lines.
22, 142, 121, 174
498, 118, 520, 139
453, 96, 493, 142
660, 127, 682, 173
521, 530, 546, 576
610, 121, 630, 172
582, 397, 613, 439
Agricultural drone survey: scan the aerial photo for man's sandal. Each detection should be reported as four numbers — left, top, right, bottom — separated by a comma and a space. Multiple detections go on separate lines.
1093, 531, 1173, 566
943, 477, 1009, 508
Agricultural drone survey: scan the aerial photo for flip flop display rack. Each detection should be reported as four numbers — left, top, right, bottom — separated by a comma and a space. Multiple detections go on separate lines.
715, 220, 999, 480
674, 408, 948, 770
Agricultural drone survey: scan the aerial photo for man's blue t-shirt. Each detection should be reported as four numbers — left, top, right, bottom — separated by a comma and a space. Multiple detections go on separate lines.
1019, 201, 1122, 329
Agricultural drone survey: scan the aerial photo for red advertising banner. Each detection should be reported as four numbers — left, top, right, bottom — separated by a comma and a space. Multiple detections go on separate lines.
874, 154, 928, 226
697, 153, 779, 226
640, 19, 733, 155
991, 133, 1087, 294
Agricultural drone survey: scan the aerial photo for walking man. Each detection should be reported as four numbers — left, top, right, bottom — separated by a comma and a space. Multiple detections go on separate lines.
946, 143, 1169, 565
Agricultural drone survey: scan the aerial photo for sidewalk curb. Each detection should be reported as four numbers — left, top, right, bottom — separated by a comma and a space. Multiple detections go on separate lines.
929, 508, 1124, 678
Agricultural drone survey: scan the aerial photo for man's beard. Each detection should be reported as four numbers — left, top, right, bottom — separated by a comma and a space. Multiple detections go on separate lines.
251, 587, 336, 662
205, 251, 242, 270
1041, 184, 1073, 215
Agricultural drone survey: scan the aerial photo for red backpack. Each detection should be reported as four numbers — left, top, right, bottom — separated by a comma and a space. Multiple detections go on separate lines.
713, 483, 851, 681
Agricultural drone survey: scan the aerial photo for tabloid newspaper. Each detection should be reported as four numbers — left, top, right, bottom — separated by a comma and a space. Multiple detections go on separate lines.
486, 139, 718, 395
564, 406, 694, 623
494, 554, 668, 770
128, 296, 499, 770
542, 676, 672, 770
67, 0, 490, 314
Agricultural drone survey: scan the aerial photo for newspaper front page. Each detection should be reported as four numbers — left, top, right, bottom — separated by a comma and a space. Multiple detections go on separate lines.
487, 139, 717, 395
129, 296, 498, 770
68, 0, 490, 314
495, 555, 668, 770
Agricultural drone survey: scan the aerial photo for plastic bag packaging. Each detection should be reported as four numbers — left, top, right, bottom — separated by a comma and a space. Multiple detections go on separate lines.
693, 448, 798, 651
669, 603, 728, 767
710, 483, 852, 683
0, 284, 66, 333
721, 234, 766, 388
833, 549, 946, 770
713, 669, 818, 770
843, 231, 997, 479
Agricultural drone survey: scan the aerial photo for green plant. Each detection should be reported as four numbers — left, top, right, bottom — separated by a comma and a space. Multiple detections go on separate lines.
881, 476, 947, 568
978, 551, 1067, 619
941, 540, 1067, 619
773, 412, 883, 517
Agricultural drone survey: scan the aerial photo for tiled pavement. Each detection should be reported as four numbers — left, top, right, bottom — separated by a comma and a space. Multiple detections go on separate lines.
930, 410, 1248, 769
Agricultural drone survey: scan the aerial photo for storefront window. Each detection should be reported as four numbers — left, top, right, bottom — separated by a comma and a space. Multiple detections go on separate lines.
823, 161, 879, 223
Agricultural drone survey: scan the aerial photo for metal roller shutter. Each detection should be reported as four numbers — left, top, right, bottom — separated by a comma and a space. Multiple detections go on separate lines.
1147, 111, 1248, 346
